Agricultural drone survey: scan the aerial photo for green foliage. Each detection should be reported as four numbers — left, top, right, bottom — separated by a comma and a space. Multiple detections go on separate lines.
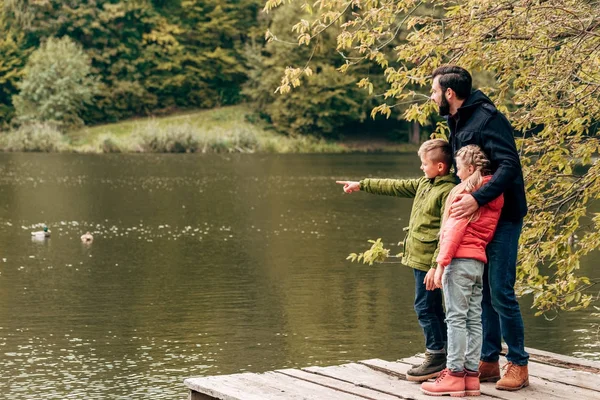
247, 3, 426, 138
169, 0, 262, 107
133, 123, 203, 153
347, 238, 391, 266
13, 36, 98, 129
244, 6, 374, 137
2, 0, 36, 31
2, 0, 264, 124
97, 135, 124, 153
267, 0, 600, 313
0, 31, 29, 126
0, 122, 68, 152
65, 1, 176, 122
126, 118, 262, 153
0, 104, 353, 153
1, 0, 413, 139
268, 65, 366, 136
128, 120, 346, 153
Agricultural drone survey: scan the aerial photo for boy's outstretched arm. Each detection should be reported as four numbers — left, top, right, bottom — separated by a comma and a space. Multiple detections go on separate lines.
358, 178, 420, 198
336, 180, 361, 193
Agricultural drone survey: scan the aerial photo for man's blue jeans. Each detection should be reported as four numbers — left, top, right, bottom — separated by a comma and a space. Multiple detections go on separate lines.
414, 268, 446, 353
481, 219, 529, 365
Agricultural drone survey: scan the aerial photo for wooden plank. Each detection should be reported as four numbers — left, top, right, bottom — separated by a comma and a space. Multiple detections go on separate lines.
241, 371, 368, 399
392, 352, 600, 393
501, 357, 600, 393
185, 373, 314, 400
358, 359, 412, 379
361, 358, 600, 400
303, 362, 497, 400
189, 391, 216, 400
528, 360, 600, 392
397, 356, 425, 368
518, 347, 600, 372
186, 371, 375, 400
402, 353, 600, 384
523, 376, 600, 400
183, 348, 600, 400
360, 359, 522, 400
276, 368, 401, 400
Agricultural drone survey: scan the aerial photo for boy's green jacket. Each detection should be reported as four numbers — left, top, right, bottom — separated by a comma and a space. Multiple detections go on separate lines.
360, 174, 457, 272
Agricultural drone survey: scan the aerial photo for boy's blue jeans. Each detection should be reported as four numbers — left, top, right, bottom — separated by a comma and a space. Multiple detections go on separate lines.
481, 219, 529, 366
442, 258, 484, 372
413, 269, 446, 353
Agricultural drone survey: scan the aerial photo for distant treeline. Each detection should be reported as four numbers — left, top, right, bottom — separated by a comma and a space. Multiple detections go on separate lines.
0, 0, 416, 139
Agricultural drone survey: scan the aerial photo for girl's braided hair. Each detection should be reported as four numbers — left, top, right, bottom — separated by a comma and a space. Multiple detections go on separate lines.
443, 145, 492, 223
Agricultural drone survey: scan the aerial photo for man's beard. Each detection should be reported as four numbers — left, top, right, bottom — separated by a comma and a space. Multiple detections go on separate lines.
438, 92, 450, 116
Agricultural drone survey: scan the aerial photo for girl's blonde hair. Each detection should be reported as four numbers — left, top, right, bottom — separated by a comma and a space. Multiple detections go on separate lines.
443, 145, 492, 223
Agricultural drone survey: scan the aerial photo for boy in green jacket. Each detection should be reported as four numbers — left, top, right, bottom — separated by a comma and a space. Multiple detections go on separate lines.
336, 139, 456, 381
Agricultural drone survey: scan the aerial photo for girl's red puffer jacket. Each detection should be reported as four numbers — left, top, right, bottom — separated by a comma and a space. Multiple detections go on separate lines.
436, 176, 504, 267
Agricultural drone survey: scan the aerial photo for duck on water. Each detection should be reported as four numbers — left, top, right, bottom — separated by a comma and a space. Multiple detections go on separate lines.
31, 226, 50, 238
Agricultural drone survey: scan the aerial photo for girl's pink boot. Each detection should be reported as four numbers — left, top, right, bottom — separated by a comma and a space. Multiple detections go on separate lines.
465, 369, 481, 396
420, 368, 466, 397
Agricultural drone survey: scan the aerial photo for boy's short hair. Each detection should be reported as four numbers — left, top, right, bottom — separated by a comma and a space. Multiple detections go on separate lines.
418, 139, 452, 168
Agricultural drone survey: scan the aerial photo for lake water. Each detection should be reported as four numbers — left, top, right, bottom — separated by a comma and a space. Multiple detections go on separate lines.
0, 153, 597, 399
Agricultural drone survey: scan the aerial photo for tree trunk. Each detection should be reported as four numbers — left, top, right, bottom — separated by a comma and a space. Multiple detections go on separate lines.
410, 121, 421, 144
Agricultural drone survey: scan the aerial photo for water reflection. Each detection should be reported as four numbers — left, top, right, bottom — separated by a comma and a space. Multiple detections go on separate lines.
0, 153, 597, 399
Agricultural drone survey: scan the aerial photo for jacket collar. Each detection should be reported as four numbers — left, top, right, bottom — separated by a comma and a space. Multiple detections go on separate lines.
446, 90, 496, 126
431, 174, 458, 185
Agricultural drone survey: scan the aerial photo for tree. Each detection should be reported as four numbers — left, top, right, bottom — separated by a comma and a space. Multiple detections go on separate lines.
2, 0, 265, 124
264, 0, 600, 314
13, 36, 98, 129
243, 6, 371, 137
164, 0, 262, 108
245, 5, 422, 138
0, 32, 29, 125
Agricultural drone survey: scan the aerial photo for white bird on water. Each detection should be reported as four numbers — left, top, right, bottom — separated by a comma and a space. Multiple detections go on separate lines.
31, 226, 51, 238
81, 232, 94, 243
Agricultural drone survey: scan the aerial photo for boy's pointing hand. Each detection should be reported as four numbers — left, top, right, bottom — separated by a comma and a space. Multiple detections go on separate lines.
336, 181, 361, 193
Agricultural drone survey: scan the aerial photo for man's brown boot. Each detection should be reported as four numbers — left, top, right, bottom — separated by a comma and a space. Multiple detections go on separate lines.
478, 360, 500, 382
496, 362, 529, 391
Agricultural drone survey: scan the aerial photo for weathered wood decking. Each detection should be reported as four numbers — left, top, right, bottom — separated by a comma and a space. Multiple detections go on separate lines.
184, 347, 600, 399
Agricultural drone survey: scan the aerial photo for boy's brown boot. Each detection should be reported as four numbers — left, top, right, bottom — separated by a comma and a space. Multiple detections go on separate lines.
478, 360, 500, 382
496, 362, 529, 391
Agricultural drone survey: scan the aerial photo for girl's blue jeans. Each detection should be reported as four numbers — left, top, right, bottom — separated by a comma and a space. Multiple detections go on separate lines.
442, 258, 484, 372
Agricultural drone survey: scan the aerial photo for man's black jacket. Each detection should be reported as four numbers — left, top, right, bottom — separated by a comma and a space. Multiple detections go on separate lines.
446, 90, 527, 222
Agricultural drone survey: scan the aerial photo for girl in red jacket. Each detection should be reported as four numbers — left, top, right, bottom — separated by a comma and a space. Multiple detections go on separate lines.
421, 145, 503, 397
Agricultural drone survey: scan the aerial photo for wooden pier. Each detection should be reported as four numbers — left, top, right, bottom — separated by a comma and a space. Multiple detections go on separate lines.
184, 347, 600, 399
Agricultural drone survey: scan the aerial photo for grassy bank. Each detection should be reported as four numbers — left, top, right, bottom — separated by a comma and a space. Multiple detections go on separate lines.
0, 105, 418, 153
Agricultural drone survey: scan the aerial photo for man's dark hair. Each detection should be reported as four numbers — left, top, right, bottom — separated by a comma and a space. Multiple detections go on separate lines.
432, 65, 472, 99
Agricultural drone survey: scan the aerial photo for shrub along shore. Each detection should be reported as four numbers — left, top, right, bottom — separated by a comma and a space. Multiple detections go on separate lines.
0, 105, 417, 154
